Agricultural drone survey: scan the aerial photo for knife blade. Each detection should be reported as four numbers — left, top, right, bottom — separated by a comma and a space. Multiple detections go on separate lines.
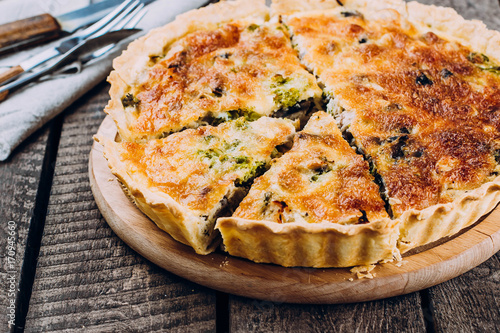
0, 28, 141, 102
0, 0, 152, 55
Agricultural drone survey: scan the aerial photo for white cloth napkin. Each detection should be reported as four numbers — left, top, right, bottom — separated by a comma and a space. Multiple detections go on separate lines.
0, 0, 209, 161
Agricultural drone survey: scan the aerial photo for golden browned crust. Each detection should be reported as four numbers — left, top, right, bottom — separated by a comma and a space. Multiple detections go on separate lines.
272, 0, 406, 17
232, 112, 389, 224
96, 135, 212, 254
406, 1, 500, 63
273, 0, 500, 62
271, 0, 341, 16
106, 0, 269, 141
96, 117, 296, 255
114, 0, 269, 85
100, 0, 500, 266
398, 176, 500, 252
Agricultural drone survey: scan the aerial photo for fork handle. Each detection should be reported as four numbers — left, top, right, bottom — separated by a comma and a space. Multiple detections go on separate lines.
0, 65, 24, 85
0, 14, 61, 55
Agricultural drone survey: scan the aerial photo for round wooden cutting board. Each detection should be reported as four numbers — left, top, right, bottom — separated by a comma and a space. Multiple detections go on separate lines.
89, 116, 500, 304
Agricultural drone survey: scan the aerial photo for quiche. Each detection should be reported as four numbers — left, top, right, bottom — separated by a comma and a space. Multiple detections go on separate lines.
98, 0, 500, 267
97, 116, 296, 254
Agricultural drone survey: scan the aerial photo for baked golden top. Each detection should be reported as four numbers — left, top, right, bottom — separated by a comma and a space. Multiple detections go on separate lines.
102, 117, 296, 215
285, 8, 500, 216
115, 20, 320, 141
233, 111, 389, 224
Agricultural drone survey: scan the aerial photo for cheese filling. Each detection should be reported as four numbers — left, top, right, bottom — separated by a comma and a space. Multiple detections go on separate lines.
115, 21, 321, 141
284, 7, 500, 217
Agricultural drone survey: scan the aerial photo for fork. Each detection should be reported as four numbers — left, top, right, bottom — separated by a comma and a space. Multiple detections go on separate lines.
0, 6, 146, 101
80, 6, 147, 66
0, 0, 142, 85
53, 5, 147, 75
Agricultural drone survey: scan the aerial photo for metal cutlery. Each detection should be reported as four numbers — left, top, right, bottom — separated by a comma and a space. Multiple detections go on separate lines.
0, 0, 155, 55
0, 29, 141, 102
0, 0, 143, 86
0, 0, 124, 55
0, 2, 148, 102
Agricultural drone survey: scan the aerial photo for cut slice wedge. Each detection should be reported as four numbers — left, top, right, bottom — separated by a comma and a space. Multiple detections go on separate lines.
96, 117, 297, 254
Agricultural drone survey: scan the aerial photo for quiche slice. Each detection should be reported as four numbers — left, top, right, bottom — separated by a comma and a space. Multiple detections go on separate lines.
216, 112, 399, 267
105, 0, 321, 142
96, 117, 296, 254
276, 0, 500, 252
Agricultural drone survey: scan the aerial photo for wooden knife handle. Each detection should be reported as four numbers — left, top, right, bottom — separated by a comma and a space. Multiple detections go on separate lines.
0, 65, 24, 85
0, 14, 61, 54
0, 89, 9, 102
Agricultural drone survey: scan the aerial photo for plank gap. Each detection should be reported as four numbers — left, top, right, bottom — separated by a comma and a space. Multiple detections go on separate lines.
216, 291, 230, 333
420, 289, 437, 333
13, 114, 64, 332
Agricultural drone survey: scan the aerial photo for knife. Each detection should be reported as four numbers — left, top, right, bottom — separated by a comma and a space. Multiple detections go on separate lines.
0, 0, 145, 86
0, 28, 141, 102
0, 0, 128, 55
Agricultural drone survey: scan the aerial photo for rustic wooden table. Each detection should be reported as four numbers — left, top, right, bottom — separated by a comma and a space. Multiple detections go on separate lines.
1, 0, 499, 332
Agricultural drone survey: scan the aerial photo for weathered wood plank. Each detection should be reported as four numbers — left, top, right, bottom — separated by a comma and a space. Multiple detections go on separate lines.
17, 0, 500, 332
230, 293, 426, 332
0, 126, 49, 331
24, 83, 216, 332
427, 254, 500, 332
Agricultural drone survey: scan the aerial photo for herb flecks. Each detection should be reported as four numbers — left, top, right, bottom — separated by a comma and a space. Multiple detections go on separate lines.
274, 88, 301, 109
340, 10, 363, 18
416, 73, 433, 86
467, 52, 500, 75
248, 24, 260, 32
310, 162, 333, 182
271, 75, 301, 109
235, 161, 267, 187
358, 210, 369, 224
205, 110, 261, 127
122, 93, 140, 108
273, 74, 291, 86
441, 68, 453, 78
468, 52, 489, 64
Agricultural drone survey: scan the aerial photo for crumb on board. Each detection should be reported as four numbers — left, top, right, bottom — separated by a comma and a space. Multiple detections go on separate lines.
347, 250, 404, 281
220, 256, 229, 268
350, 264, 377, 280
108, 178, 114, 182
